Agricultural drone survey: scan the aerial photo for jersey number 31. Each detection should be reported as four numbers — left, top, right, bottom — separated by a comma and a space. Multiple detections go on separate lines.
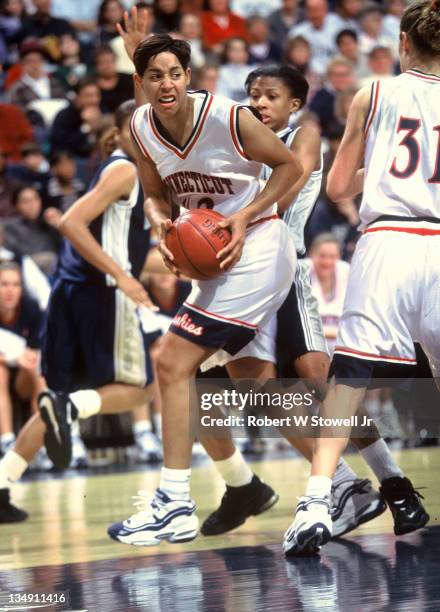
389, 117, 440, 182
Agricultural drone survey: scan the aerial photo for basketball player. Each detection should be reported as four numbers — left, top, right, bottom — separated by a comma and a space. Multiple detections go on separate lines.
202, 65, 426, 541
284, 0, 435, 555
0, 101, 162, 522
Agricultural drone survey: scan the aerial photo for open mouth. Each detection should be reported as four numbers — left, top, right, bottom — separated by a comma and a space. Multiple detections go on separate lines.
260, 115, 272, 125
158, 95, 176, 106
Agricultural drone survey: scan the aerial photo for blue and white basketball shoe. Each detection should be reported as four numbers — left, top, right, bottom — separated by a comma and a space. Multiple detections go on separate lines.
108, 488, 199, 546
283, 494, 333, 556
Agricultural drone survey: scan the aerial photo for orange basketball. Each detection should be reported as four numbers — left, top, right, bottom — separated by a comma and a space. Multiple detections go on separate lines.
165, 209, 232, 280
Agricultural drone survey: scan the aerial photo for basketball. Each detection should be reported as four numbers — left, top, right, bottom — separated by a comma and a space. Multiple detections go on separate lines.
165, 209, 232, 280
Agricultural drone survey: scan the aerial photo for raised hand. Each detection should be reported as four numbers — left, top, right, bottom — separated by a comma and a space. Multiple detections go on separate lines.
116, 6, 152, 62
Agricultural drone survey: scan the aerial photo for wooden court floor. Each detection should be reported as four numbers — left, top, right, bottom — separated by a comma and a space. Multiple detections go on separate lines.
0, 447, 439, 611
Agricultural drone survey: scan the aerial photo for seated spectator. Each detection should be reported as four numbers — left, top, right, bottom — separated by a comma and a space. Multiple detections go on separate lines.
202, 0, 248, 54
335, 28, 368, 79
7, 40, 66, 110
96, 0, 125, 46
16, 0, 75, 62
94, 45, 133, 114
0, 224, 51, 309
6, 142, 50, 192
247, 16, 281, 65
3, 185, 61, 274
0, 103, 34, 162
41, 151, 85, 226
0, 262, 46, 455
54, 33, 87, 90
179, 13, 205, 69
0, 150, 21, 218
360, 45, 395, 88
358, 2, 395, 61
309, 57, 355, 137
153, 0, 181, 34
216, 37, 253, 101
193, 63, 219, 93
283, 35, 321, 101
333, 0, 362, 33
381, 0, 405, 45
307, 233, 350, 355
268, 0, 302, 46
288, 0, 341, 75
50, 79, 103, 159
0, 0, 27, 66
50, 0, 103, 39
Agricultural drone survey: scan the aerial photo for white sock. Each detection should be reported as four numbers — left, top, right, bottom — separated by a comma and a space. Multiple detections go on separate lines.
332, 458, 358, 487
152, 413, 162, 438
159, 467, 191, 501
69, 390, 101, 419
306, 475, 332, 498
0, 432, 15, 445
214, 447, 253, 488
133, 420, 152, 436
0, 451, 28, 489
360, 439, 403, 482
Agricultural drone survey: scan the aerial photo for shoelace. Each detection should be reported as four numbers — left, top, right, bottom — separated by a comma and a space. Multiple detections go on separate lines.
131, 490, 161, 512
297, 495, 330, 511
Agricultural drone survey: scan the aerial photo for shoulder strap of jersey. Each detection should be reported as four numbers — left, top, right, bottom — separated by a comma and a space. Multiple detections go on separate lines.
130, 105, 152, 160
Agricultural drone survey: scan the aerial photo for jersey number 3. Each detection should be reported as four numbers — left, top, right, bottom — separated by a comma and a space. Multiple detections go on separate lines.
389, 117, 440, 183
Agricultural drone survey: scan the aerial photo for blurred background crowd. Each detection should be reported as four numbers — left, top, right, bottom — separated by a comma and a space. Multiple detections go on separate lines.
1, 0, 436, 472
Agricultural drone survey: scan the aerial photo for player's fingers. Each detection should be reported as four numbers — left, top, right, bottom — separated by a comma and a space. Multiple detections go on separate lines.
122, 10, 130, 32
219, 244, 243, 270
216, 234, 242, 260
130, 6, 138, 30
159, 239, 175, 261
116, 22, 125, 38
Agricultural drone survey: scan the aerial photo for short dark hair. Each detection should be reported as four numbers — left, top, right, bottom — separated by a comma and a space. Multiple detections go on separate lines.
12, 185, 39, 207
74, 77, 100, 94
245, 64, 309, 109
50, 150, 74, 166
115, 99, 136, 129
336, 28, 358, 46
94, 44, 116, 62
133, 34, 191, 76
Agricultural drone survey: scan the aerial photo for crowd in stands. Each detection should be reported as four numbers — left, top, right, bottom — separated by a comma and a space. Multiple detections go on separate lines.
2, 0, 431, 466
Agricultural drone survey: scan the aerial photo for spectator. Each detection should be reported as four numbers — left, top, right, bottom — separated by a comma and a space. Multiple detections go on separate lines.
268, 0, 302, 46
194, 63, 219, 93
283, 36, 321, 101
288, 0, 340, 75
333, 0, 362, 33
309, 57, 355, 137
201, 0, 248, 54
50, 78, 102, 159
307, 233, 350, 355
335, 28, 368, 79
54, 33, 87, 90
96, 0, 125, 46
179, 13, 205, 69
358, 2, 395, 61
50, 0, 103, 39
6, 142, 50, 192
360, 45, 395, 88
7, 40, 66, 110
16, 0, 75, 62
0, 150, 21, 218
334, 85, 358, 128
231, 0, 281, 19
0, 103, 34, 161
216, 37, 253, 101
0, 262, 45, 455
0, 0, 27, 66
247, 16, 281, 65
153, 0, 181, 34
41, 151, 85, 226
0, 224, 51, 309
381, 0, 405, 44
3, 185, 61, 273
94, 45, 133, 114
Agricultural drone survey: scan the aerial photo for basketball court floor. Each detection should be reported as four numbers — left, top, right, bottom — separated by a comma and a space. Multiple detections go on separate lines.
1, 447, 439, 611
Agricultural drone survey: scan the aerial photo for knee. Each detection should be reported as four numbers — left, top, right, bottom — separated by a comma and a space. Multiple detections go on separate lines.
155, 345, 189, 386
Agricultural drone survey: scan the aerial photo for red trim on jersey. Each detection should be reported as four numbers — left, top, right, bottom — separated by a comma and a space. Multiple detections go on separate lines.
406, 70, 440, 83
184, 301, 258, 329
335, 346, 417, 363
229, 106, 250, 160
364, 80, 380, 137
364, 226, 440, 236
247, 214, 279, 228
130, 108, 152, 160
148, 93, 213, 160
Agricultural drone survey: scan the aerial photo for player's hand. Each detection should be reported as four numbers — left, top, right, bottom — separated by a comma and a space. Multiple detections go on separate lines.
117, 6, 151, 62
216, 212, 248, 270
158, 218, 180, 275
44, 207, 63, 227
117, 274, 158, 310
17, 349, 39, 371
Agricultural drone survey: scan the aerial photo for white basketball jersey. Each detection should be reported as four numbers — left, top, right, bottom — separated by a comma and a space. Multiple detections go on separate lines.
361, 70, 440, 229
131, 91, 274, 220
262, 126, 323, 254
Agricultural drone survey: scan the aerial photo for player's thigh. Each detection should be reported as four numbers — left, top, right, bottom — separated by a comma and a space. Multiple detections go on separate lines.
156, 330, 217, 381
226, 357, 276, 380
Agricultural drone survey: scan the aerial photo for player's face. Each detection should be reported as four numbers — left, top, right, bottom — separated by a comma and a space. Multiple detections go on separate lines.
311, 242, 340, 278
248, 76, 299, 132
136, 52, 191, 119
0, 269, 22, 311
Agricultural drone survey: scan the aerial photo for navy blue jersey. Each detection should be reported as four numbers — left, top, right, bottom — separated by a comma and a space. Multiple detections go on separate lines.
0, 295, 44, 349
56, 150, 151, 285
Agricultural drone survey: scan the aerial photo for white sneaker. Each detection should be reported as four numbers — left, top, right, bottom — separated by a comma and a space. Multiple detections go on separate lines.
331, 478, 387, 537
70, 435, 88, 468
134, 430, 163, 463
108, 488, 199, 546
283, 495, 332, 556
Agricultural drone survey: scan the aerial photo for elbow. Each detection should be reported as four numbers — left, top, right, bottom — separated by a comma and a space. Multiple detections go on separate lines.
326, 173, 345, 202
57, 214, 74, 237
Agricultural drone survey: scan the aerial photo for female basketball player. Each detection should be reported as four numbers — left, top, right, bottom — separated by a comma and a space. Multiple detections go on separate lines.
0, 101, 164, 522
285, 0, 437, 554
